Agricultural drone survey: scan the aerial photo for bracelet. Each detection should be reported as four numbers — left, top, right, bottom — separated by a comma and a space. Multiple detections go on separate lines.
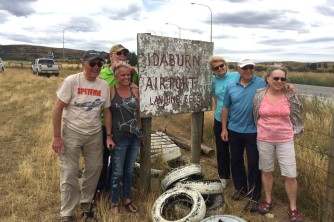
107, 134, 113, 137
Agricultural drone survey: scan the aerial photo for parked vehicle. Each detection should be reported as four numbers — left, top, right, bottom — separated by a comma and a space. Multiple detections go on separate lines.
31, 58, 60, 77
0, 57, 5, 73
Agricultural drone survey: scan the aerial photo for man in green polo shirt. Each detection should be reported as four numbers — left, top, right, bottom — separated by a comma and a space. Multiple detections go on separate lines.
99, 44, 139, 86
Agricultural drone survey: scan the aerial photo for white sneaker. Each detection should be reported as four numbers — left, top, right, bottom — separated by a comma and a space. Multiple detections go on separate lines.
220, 179, 227, 188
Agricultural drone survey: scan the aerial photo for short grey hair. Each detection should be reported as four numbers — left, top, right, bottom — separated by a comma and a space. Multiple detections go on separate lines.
264, 64, 288, 83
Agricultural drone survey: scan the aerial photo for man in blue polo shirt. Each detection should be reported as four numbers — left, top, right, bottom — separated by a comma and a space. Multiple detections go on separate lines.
221, 58, 266, 212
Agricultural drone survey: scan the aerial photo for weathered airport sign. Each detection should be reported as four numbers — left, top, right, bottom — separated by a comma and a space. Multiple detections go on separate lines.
137, 33, 213, 118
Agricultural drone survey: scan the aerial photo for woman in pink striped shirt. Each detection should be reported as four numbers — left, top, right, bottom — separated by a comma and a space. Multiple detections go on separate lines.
253, 64, 304, 222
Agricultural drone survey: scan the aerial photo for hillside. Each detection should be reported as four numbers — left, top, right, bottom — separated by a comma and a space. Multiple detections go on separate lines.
0, 44, 109, 62
1, 44, 333, 73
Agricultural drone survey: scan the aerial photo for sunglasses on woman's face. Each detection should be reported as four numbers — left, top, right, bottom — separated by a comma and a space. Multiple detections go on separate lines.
89, 61, 104, 67
213, 64, 225, 71
272, 77, 287, 82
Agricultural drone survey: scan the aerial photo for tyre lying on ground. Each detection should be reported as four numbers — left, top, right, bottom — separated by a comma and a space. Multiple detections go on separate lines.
175, 179, 225, 213
151, 186, 207, 222
175, 180, 223, 195
150, 132, 182, 163
161, 163, 204, 191
201, 214, 247, 222
204, 194, 224, 211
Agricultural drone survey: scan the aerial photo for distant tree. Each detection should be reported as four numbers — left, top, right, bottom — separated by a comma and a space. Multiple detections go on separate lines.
318, 63, 321, 68
323, 62, 328, 69
228, 64, 235, 70
127, 52, 137, 66
255, 66, 266, 72
308, 63, 318, 70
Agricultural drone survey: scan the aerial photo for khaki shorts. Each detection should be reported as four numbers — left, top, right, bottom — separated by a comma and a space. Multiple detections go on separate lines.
257, 140, 297, 178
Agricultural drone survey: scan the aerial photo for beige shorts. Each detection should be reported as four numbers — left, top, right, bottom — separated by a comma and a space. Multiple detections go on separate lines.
257, 140, 297, 178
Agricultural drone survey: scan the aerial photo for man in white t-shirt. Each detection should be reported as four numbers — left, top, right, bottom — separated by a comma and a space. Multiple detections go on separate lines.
52, 50, 114, 222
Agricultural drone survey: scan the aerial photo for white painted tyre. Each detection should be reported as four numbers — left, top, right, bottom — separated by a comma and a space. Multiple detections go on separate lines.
151, 145, 182, 162
161, 163, 203, 191
201, 215, 247, 222
175, 179, 223, 195
205, 194, 225, 211
152, 187, 206, 222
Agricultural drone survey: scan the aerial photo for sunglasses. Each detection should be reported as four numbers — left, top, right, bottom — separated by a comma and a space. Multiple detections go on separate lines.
272, 77, 287, 82
89, 61, 104, 67
115, 51, 129, 56
241, 65, 255, 70
213, 64, 225, 71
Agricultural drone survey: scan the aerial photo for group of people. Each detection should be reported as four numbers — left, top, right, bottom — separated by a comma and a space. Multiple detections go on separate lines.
51, 42, 304, 222
210, 56, 304, 222
52, 44, 141, 222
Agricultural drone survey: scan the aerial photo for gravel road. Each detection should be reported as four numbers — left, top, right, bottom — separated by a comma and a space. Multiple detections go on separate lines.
295, 84, 334, 100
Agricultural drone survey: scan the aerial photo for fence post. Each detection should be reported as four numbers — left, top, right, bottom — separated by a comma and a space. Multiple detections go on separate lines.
139, 117, 152, 193
191, 112, 203, 163
322, 113, 334, 221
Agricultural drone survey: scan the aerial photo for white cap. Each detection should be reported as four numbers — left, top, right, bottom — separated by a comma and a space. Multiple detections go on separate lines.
238, 58, 255, 68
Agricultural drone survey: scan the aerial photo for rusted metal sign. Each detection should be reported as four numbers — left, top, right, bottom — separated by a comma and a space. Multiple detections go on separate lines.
137, 33, 213, 118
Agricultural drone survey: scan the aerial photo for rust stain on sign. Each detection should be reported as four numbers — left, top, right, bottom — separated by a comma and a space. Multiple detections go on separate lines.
137, 33, 213, 118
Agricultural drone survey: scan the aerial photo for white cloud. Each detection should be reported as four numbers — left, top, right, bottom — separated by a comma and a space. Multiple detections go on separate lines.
0, 0, 333, 62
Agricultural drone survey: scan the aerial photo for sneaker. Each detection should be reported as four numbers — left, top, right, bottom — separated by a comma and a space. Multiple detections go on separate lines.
244, 199, 258, 212
220, 179, 227, 188
231, 190, 247, 201
288, 208, 303, 222
61, 216, 74, 222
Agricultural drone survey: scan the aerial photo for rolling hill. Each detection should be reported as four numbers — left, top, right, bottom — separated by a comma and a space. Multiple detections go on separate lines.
1, 44, 333, 72
0, 44, 109, 62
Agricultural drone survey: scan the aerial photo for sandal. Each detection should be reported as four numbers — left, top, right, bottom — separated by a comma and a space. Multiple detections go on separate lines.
288, 208, 303, 222
111, 203, 120, 215
124, 201, 138, 213
258, 201, 273, 214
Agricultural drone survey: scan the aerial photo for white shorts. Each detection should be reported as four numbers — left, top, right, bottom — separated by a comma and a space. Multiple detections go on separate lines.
257, 140, 297, 178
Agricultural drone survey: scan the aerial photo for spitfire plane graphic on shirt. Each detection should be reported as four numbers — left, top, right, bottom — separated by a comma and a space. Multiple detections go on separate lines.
74, 98, 102, 111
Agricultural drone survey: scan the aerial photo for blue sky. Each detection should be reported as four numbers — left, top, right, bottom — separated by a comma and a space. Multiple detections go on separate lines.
0, 0, 334, 62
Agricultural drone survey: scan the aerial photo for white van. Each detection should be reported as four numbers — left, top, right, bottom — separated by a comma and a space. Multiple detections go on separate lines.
0, 57, 4, 72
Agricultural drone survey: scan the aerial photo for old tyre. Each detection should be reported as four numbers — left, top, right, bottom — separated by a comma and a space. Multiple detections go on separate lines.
152, 187, 206, 222
201, 215, 247, 222
205, 194, 225, 211
151, 145, 181, 162
161, 163, 203, 191
175, 179, 223, 195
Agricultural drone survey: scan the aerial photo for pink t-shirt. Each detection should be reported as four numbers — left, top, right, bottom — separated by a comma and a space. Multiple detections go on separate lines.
257, 95, 294, 142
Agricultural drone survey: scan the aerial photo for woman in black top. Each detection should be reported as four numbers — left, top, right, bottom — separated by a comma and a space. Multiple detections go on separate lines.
108, 63, 142, 214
